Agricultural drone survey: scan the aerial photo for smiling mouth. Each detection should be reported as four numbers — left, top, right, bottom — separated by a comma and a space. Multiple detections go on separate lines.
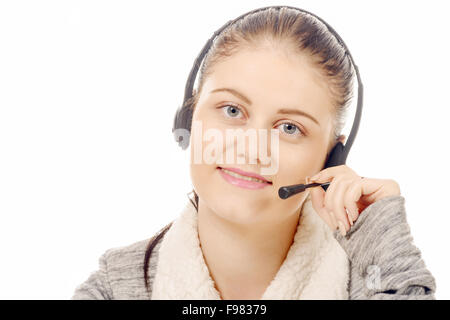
217, 166, 273, 185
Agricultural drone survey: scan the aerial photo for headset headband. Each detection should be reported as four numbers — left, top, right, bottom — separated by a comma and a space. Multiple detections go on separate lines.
173, 5, 363, 168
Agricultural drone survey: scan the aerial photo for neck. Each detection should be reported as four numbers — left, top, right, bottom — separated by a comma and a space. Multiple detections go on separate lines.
197, 198, 303, 300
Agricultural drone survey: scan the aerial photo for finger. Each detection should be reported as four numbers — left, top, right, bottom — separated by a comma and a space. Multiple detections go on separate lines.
328, 210, 339, 231
334, 178, 355, 229
344, 180, 363, 222
324, 176, 352, 232
321, 176, 344, 231
323, 211, 339, 231
359, 178, 386, 203
316, 205, 337, 231
310, 164, 354, 183
312, 178, 339, 230
345, 208, 354, 226
309, 179, 338, 230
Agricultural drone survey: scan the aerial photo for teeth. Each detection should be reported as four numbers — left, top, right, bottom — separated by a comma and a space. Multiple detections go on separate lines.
220, 168, 268, 183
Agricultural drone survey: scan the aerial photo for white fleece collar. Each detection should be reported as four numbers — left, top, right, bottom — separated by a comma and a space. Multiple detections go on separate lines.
151, 194, 349, 300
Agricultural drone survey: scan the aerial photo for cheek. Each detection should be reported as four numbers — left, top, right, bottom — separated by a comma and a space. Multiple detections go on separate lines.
189, 162, 206, 191
188, 120, 224, 196
275, 143, 321, 185
190, 119, 229, 167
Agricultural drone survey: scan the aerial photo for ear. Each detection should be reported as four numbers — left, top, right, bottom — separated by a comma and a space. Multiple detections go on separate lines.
337, 134, 346, 145
327, 134, 346, 156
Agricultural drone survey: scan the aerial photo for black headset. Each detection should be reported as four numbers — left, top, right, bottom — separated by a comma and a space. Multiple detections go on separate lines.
172, 5, 363, 199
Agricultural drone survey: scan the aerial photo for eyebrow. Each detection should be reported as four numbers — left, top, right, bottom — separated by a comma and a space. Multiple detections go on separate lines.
210, 87, 320, 127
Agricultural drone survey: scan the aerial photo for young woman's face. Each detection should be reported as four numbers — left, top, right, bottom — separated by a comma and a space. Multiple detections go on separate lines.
189, 45, 337, 226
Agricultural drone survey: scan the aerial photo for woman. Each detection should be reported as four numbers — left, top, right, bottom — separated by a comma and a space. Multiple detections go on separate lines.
72, 6, 436, 300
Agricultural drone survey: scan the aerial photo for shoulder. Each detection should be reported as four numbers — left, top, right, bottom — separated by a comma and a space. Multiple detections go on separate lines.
104, 219, 173, 267
104, 224, 171, 297
71, 222, 173, 300
103, 237, 151, 268
71, 237, 154, 300
99, 237, 157, 299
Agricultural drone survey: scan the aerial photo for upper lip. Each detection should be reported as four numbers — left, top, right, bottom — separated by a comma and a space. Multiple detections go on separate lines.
217, 166, 272, 184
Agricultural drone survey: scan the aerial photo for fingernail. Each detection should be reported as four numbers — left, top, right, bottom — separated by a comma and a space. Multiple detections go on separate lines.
310, 174, 320, 181
346, 209, 353, 226
338, 221, 347, 236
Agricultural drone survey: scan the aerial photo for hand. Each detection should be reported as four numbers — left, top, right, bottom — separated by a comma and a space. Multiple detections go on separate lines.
306, 165, 401, 236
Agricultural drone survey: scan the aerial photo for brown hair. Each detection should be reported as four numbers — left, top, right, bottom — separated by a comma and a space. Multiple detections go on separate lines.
144, 6, 354, 295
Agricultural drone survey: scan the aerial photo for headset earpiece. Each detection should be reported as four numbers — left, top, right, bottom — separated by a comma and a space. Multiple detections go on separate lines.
172, 104, 193, 150
321, 141, 346, 191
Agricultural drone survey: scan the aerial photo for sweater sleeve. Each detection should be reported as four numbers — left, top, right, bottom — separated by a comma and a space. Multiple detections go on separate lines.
71, 249, 114, 300
332, 195, 437, 300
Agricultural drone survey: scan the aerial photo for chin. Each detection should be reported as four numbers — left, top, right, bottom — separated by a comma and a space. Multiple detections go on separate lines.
207, 187, 274, 225
191, 165, 276, 223
213, 200, 269, 225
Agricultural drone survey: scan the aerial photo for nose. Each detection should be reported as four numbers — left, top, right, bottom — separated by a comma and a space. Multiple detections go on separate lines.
234, 126, 273, 166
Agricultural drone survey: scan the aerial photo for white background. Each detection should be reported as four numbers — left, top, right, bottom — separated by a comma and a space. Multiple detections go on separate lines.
0, 0, 448, 299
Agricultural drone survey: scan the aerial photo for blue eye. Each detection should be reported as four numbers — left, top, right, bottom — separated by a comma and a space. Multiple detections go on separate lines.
221, 105, 243, 119
218, 104, 305, 138
277, 122, 304, 137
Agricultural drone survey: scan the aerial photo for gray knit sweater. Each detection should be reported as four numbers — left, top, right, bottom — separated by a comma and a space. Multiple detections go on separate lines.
71, 195, 436, 299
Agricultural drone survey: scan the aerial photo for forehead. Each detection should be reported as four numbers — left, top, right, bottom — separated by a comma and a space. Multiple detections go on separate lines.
200, 47, 335, 120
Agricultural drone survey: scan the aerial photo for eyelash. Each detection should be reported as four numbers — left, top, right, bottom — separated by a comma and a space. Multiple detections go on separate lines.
217, 103, 307, 138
